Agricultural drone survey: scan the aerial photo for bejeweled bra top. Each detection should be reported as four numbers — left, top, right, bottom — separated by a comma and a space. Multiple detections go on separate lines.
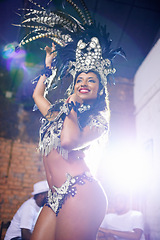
39, 101, 108, 159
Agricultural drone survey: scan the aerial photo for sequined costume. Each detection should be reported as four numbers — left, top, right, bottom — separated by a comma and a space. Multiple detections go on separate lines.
39, 101, 108, 158
46, 172, 94, 216
40, 100, 108, 216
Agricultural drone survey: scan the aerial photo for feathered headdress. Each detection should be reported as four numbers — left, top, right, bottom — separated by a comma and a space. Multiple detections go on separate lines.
14, 0, 125, 96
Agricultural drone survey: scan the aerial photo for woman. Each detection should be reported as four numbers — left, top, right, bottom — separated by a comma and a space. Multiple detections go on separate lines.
13, 0, 125, 239
31, 43, 109, 240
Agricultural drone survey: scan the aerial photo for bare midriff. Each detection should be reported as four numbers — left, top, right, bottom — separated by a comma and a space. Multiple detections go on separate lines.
43, 148, 90, 189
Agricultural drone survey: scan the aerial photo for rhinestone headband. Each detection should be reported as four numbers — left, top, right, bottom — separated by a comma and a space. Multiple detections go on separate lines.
65, 37, 116, 94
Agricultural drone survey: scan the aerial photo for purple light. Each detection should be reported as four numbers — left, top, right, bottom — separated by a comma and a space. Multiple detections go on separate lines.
2, 42, 26, 60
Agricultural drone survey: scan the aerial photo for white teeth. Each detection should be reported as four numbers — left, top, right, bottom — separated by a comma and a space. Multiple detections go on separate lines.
80, 89, 89, 93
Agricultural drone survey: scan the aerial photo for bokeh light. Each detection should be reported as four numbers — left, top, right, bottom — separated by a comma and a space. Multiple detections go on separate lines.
85, 141, 152, 195
1, 41, 42, 106
103, 144, 151, 192
2, 42, 26, 60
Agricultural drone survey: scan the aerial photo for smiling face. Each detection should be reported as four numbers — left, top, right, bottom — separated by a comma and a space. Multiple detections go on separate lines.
74, 72, 99, 104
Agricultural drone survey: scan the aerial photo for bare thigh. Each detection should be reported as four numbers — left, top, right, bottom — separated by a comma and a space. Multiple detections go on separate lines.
31, 205, 56, 240
55, 180, 107, 240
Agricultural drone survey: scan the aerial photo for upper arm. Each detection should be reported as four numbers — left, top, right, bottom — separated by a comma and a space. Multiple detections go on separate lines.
33, 90, 51, 117
60, 104, 107, 151
32, 74, 51, 117
20, 205, 34, 231
132, 212, 144, 239
61, 123, 103, 151
33, 95, 51, 117
77, 125, 102, 148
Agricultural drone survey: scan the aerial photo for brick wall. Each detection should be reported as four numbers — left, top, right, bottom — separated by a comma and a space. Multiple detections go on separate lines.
0, 137, 46, 224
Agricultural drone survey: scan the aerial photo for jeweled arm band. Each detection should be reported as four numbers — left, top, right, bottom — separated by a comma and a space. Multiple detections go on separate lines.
59, 101, 81, 116
48, 101, 85, 121
41, 65, 52, 78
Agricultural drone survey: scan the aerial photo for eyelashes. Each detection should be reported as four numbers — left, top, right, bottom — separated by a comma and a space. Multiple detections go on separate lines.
76, 79, 96, 84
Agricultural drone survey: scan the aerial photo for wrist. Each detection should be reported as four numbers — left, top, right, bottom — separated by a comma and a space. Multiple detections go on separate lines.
41, 65, 52, 78
45, 65, 51, 69
72, 101, 81, 113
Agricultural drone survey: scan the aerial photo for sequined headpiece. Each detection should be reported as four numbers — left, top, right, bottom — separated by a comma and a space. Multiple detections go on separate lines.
68, 37, 116, 88
14, 0, 125, 96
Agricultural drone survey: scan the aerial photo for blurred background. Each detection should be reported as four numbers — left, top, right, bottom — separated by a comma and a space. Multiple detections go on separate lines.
0, 0, 160, 239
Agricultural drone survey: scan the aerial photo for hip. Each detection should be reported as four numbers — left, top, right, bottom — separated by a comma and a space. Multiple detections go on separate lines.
46, 171, 107, 217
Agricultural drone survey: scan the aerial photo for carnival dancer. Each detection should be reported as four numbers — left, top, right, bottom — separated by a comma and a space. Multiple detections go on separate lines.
14, 1, 125, 239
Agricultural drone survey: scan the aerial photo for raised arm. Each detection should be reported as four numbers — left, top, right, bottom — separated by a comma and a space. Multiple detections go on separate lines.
32, 43, 56, 117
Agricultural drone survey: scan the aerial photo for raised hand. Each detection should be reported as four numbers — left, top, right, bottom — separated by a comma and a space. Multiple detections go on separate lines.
67, 93, 83, 105
45, 42, 57, 67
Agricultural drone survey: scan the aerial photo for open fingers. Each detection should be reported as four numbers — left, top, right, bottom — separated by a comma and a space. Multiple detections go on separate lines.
45, 43, 56, 54
45, 45, 52, 54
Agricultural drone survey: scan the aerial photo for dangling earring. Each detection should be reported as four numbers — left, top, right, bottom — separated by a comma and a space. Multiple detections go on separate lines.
99, 88, 105, 96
